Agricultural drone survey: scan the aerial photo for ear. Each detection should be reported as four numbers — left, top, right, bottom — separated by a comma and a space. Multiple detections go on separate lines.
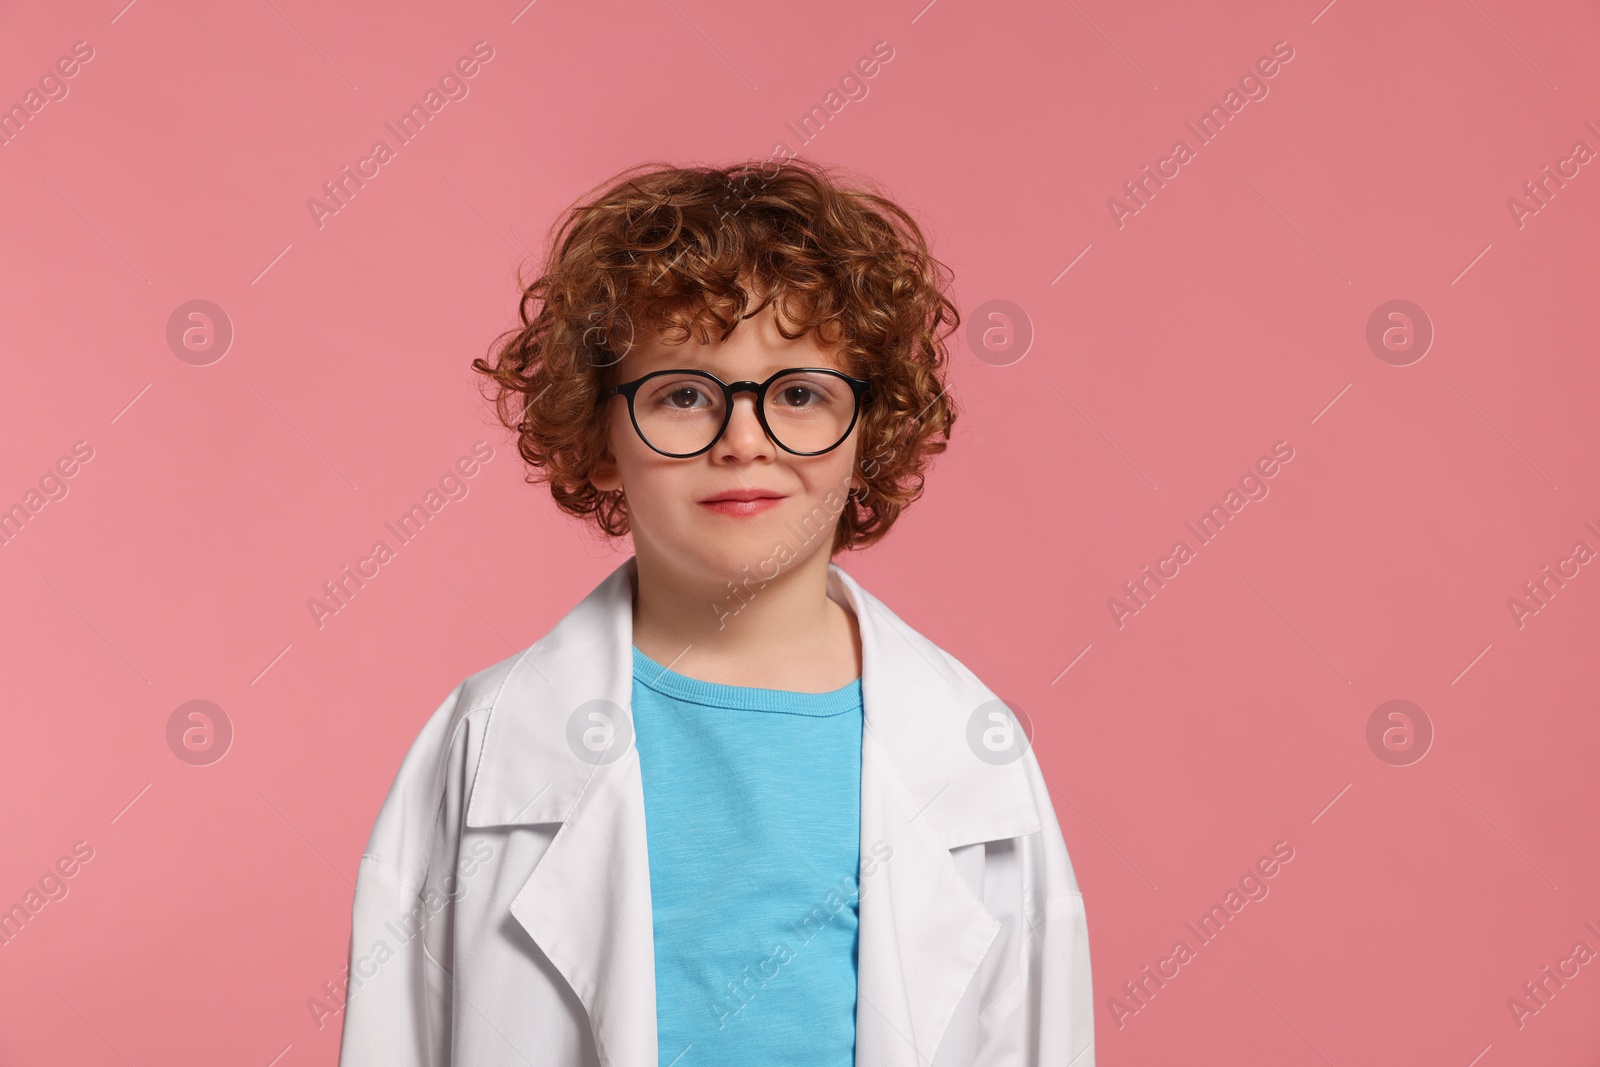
590, 457, 622, 493
590, 413, 624, 493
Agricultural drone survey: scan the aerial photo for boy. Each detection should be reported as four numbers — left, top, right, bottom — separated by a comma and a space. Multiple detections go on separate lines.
338, 158, 1093, 1066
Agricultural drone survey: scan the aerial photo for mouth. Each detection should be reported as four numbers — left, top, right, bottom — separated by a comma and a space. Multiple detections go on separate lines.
697, 491, 786, 517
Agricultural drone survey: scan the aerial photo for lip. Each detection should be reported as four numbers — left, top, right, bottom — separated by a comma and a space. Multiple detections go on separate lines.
698, 492, 785, 517
698, 489, 786, 503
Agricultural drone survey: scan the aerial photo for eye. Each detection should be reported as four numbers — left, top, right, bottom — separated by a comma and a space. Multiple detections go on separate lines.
644, 377, 718, 411
770, 374, 841, 411
664, 386, 708, 409
778, 384, 821, 407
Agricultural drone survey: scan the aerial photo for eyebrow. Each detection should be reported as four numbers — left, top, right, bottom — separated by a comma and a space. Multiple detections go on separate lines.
629, 353, 844, 375
647, 363, 848, 380
622, 331, 846, 377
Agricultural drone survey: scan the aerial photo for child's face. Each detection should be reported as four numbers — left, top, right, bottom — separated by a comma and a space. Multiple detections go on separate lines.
589, 301, 866, 582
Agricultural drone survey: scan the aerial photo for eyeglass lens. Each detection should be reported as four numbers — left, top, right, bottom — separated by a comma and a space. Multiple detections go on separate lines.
633, 371, 856, 455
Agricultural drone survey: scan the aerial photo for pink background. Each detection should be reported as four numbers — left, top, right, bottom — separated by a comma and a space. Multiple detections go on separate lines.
2, 0, 1598, 1063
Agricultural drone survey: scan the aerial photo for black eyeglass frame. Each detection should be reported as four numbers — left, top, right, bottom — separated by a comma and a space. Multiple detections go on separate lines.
600, 367, 873, 458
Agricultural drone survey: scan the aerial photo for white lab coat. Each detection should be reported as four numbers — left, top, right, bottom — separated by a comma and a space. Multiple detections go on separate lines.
337, 555, 1094, 1067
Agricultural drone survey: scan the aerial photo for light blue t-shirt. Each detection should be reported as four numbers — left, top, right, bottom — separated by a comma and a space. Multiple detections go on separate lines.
630, 644, 864, 1067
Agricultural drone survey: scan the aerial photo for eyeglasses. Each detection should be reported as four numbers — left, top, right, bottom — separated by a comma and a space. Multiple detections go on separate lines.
601, 367, 872, 458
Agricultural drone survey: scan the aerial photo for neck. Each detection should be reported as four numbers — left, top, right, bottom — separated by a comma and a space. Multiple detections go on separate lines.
629, 545, 859, 688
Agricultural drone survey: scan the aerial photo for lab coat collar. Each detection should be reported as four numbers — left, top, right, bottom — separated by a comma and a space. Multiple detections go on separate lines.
463, 554, 1041, 1066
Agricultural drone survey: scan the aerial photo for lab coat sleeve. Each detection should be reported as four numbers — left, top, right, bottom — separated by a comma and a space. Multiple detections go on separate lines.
338, 684, 472, 1067
978, 746, 1095, 1067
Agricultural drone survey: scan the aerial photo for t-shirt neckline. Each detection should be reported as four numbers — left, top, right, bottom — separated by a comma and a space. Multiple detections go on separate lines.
631, 644, 862, 717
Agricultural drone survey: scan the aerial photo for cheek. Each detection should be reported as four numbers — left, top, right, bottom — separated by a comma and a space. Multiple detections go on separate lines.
609, 416, 655, 472
798, 452, 857, 495
615, 454, 689, 520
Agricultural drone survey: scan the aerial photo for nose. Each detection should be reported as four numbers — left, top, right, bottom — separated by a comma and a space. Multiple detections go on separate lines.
712, 389, 776, 460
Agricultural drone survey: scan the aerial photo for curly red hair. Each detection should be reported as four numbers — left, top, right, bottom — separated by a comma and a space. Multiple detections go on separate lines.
470, 156, 961, 553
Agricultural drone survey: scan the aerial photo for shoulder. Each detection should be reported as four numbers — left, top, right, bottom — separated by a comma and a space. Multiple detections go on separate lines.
409, 638, 547, 761
385, 645, 523, 783
851, 573, 1081, 889
357, 644, 538, 882
840, 568, 993, 695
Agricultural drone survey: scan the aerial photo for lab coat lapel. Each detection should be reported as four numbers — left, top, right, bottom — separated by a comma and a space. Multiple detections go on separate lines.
856, 724, 999, 1066
463, 556, 1042, 1067
463, 556, 657, 1067
829, 564, 1041, 1067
